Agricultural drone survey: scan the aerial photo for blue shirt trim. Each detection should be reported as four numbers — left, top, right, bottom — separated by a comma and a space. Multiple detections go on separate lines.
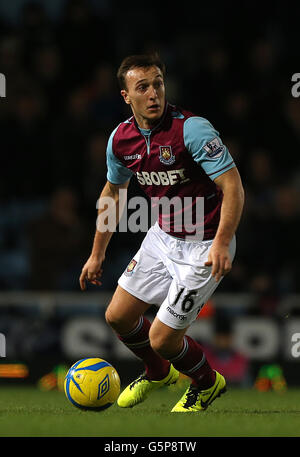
183, 116, 236, 180
106, 125, 134, 184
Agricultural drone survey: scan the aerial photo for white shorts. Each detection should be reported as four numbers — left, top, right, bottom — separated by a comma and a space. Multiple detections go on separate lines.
118, 222, 236, 330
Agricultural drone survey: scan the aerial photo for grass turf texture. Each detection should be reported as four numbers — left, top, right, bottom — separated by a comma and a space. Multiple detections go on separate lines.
0, 384, 299, 437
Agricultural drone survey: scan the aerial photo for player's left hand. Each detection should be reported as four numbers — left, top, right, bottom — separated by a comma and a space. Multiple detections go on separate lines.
204, 242, 232, 282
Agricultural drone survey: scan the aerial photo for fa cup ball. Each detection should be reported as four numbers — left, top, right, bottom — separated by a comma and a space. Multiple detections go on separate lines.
64, 358, 120, 410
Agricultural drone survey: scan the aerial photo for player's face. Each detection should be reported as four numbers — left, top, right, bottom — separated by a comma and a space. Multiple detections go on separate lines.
121, 66, 165, 129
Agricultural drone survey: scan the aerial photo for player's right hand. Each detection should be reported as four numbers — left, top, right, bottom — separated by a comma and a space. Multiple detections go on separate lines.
79, 255, 104, 291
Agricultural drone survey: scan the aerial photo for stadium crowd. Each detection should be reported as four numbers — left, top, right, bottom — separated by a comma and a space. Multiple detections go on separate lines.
0, 0, 299, 317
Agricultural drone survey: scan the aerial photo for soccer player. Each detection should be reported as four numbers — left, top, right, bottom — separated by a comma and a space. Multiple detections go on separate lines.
79, 53, 244, 412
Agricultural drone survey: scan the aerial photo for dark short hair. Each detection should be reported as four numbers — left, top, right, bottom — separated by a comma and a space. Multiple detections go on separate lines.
117, 53, 166, 90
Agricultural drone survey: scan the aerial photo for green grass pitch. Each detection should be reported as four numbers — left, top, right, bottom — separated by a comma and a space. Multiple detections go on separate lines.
0, 383, 299, 437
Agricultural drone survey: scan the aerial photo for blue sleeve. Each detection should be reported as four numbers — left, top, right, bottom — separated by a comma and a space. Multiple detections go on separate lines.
106, 125, 134, 184
183, 116, 236, 180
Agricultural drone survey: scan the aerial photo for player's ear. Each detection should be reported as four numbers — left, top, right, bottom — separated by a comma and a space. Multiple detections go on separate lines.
121, 89, 131, 105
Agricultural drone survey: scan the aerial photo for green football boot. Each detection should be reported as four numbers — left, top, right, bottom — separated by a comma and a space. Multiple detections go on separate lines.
171, 370, 226, 412
117, 364, 179, 408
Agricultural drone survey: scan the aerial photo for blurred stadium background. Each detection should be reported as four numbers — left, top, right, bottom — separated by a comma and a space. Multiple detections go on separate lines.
0, 0, 299, 391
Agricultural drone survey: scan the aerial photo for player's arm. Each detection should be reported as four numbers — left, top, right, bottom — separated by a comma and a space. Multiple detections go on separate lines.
205, 167, 244, 281
79, 179, 130, 291
183, 116, 244, 281
80, 125, 133, 291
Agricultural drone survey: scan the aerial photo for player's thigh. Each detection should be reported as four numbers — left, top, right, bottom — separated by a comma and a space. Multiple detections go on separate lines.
105, 285, 152, 334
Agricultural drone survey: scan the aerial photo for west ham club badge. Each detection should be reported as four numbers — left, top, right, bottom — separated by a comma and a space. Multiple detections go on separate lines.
124, 259, 137, 276
159, 146, 175, 165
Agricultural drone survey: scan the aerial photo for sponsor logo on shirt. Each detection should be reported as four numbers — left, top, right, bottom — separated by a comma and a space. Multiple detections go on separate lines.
136, 169, 190, 186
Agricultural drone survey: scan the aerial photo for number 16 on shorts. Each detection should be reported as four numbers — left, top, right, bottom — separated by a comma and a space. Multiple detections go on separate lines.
158, 284, 204, 330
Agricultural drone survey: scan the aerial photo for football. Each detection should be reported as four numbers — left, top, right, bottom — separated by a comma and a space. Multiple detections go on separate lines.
64, 357, 121, 411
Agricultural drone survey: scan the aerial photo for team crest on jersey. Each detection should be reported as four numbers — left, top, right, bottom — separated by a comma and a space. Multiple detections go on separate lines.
159, 146, 175, 165
203, 137, 224, 158
124, 259, 137, 276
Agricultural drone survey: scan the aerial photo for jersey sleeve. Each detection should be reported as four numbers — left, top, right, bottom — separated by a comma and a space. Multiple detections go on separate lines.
183, 116, 236, 180
106, 126, 134, 184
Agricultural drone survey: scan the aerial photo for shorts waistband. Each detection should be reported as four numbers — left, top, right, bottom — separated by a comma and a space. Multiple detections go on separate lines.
153, 222, 213, 243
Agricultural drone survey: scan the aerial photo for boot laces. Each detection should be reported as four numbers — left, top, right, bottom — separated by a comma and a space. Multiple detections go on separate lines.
129, 373, 149, 390
183, 385, 200, 408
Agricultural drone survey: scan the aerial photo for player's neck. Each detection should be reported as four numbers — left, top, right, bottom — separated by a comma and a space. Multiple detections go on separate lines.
134, 114, 161, 130
132, 103, 167, 130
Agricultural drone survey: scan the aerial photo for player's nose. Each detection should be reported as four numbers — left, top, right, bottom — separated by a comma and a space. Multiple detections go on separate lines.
148, 85, 158, 99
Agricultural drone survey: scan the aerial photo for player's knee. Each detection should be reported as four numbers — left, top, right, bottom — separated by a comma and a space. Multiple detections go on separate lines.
149, 332, 181, 359
105, 306, 140, 336
150, 334, 168, 357
105, 307, 123, 331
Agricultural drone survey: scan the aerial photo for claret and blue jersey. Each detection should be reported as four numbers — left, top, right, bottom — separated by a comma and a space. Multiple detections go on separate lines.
106, 102, 236, 240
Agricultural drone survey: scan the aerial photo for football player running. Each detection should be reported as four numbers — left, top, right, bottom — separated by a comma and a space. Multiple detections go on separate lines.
79, 53, 244, 412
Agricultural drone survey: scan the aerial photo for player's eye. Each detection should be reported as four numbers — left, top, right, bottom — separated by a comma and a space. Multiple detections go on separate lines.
154, 80, 163, 89
137, 84, 147, 92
